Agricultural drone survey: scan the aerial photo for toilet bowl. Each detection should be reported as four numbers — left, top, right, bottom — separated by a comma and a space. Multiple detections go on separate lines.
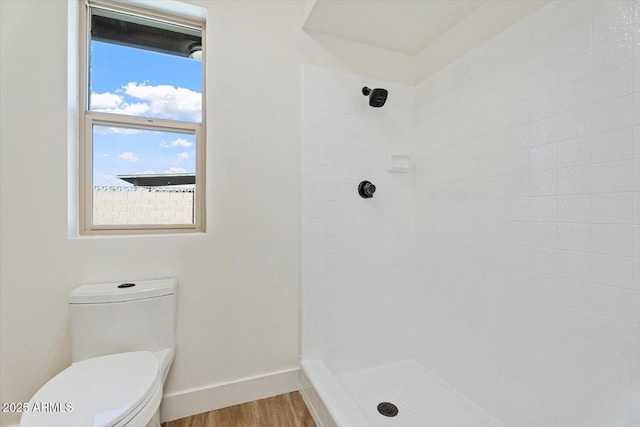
21, 351, 165, 427
21, 278, 177, 427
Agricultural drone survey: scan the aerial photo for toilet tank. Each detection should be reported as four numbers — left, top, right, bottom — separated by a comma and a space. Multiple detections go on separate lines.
68, 278, 176, 363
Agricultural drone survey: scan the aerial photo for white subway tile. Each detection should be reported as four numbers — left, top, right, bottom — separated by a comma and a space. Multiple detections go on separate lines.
519, 272, 556, 301
302, 236, 326, 256
529, 248, 559, 276
557, 276, 638, 324
556, 325, 632, 385
531, 35, 560, 72
531, 169, 558, 195
590, 254, 637, 290
558, 77, 593, 114
592, 1, 635, 43
529, 222, 558, 249
591, 63, 634, 103
558, 135, 591, 167
634, 58, 640, 92
307, 145, 327, 164
531, 195, 559, 222
505, 148, 531, 174
588, 396, 633, 427
508, 124, 532, 151
558, 250, 595, 282
557, 52, 593, 87
592, 127, 634, 163
302, 219, 325, 241
302, 255, 325, 277
593, 34, 634, 74
591, 1, 620, 14
556, 1, 593, 30
559, 164, 592, 194
511, 245, 534, 271
506, 74, 531, 104
300, 326, 325, 359
303, 182, 326, 202
591, 95, 634, 134
591, 159, 634, 193
633, 192, 640, 224
531, 65, 560, 96
559, 223, 592, 252
592, 192, 634, 224
530, 143, 558, 171
504, 172, 531, 197
532, 1, 560, 43
302, 201, 326, 220
556, 305, 638, 355
557, 19, 592, 60
531, 90, 560, 121
505, 197, 531, 221
592, 224, 634, 256
504, 221, 530, 246
558, 194, 591, 223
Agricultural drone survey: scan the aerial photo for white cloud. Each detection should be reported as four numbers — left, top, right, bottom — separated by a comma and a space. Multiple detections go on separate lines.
160, 138, 193, 148
176, 152, 190, 161
90, 92, 149, 116
118, 151, 138, 162
90, 92, 123, 109
90, 82, 201, 122
94, 126, 142, 135
113, 102, 149, 116
123, 82, 201, 122
165, 167, 187, 174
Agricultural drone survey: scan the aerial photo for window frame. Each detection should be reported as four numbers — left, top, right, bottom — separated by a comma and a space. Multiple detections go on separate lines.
79, 0, 206, 235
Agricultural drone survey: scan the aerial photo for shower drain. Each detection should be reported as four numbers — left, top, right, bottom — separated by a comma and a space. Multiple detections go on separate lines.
377, 402, 399, 417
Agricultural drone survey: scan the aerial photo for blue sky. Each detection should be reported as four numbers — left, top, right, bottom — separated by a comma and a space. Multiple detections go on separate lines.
90, 41, 202, 186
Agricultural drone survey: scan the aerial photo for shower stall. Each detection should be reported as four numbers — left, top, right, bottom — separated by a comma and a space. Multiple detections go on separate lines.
300, 1, 640, 426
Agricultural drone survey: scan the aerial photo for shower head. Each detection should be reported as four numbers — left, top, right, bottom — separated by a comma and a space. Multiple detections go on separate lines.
362, 87, 388, 107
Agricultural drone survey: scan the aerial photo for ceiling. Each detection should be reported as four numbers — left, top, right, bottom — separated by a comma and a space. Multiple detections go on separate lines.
303, 0, 482, 56
303, 0, 547, 57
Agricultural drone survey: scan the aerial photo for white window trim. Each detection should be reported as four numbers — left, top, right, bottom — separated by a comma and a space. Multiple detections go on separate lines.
79, 0, 206, 235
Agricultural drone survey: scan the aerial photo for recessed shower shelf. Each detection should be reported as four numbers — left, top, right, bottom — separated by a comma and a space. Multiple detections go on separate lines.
387, 154, 411, 173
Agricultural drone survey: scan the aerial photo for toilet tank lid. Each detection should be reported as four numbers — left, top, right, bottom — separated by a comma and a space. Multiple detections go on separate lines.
69, 277, 177, 304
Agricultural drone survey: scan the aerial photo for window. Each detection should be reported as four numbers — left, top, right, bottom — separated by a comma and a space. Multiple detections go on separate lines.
80, 1, 205, 234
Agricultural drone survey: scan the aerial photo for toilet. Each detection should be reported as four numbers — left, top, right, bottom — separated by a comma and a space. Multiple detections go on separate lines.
21, 278, 177, 427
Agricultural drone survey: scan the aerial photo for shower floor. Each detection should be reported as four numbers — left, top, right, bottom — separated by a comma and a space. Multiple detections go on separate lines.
336, 360, 505, 427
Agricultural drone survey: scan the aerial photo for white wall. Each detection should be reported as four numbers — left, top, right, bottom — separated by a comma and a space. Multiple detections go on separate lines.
414, 1, 640, 426
300, 65, 415, 374
415, 0, 547, 82
0, 0, 412, 425
3, 0, 639, 425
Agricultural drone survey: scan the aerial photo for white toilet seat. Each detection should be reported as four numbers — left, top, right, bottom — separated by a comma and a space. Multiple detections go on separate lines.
21, 351, 160, 427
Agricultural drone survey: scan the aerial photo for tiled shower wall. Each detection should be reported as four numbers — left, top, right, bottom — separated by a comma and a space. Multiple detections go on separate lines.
413, 1, 640, 426
300, 65, 415, 374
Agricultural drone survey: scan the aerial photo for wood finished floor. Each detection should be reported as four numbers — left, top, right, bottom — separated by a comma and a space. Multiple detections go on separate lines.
162, 392, 316, 427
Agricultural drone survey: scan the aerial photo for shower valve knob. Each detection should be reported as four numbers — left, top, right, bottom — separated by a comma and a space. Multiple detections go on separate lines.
358, 181, 376, 198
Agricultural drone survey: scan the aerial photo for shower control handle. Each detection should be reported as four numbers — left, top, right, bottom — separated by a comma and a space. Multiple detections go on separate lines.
358, 181, 376, 198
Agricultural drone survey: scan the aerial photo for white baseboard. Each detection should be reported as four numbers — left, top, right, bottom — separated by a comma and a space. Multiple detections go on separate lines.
160, 367, 300, 422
